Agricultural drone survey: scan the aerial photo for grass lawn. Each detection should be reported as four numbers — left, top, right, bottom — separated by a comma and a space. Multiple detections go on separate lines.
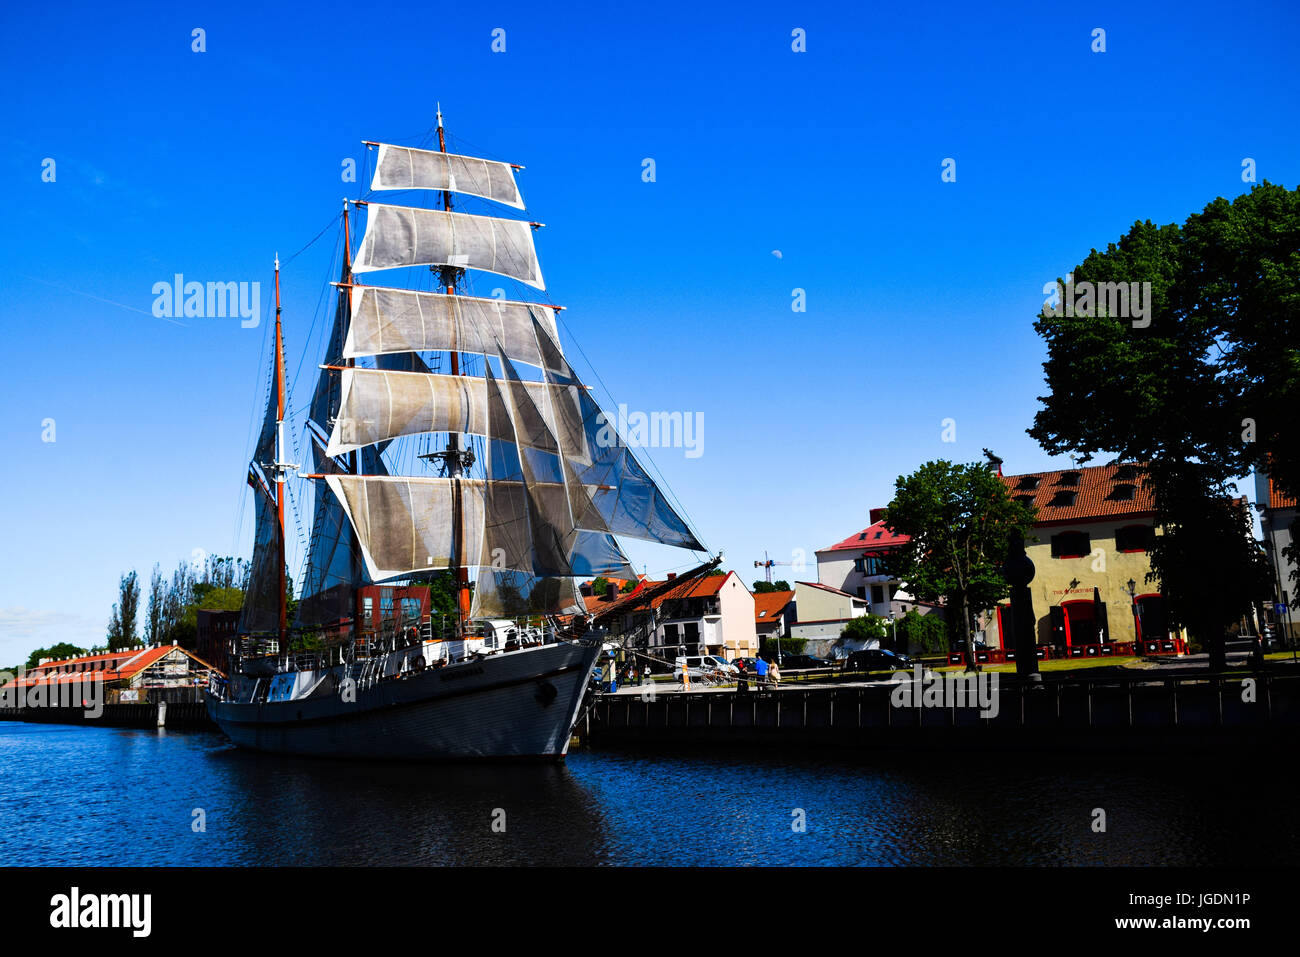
935, 656, 1142, 674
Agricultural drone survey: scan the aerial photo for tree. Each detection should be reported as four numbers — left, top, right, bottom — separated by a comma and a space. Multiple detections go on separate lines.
144, 563, 164, 645
108, 571, 141, 651
590, 576, 611, 597
895, 610, 948, 656
752, 580, 791, 593
883, 461, 1036, 670
1029, 184, 1298, 667
840, 614, 888, 644
25, 643, 87, 669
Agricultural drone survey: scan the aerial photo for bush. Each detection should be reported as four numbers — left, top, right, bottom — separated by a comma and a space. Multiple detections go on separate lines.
840, 614, 888, 644
759, 636, 805, 659
895, 610, 947, 655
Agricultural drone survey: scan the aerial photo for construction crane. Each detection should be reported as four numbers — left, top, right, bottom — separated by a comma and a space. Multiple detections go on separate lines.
753, 550, 795, 585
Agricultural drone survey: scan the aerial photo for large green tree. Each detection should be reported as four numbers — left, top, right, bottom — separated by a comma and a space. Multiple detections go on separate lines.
107, 570, 141, 652
883, 461, 1036, 669
1028, 183, 1295, 667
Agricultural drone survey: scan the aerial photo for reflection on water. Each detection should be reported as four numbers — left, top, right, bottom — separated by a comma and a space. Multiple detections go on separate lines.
1, 723, 1293, 866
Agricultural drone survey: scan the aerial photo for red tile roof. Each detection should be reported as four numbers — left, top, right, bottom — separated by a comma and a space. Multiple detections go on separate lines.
753, 590, 795, 622
1000, 463, 1155, 525
586, 571, 741, 617
822, 519, 910, 553
8, 645, 218, 689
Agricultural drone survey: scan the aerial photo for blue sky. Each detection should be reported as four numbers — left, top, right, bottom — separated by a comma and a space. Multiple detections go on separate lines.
3, 0, 1297, 662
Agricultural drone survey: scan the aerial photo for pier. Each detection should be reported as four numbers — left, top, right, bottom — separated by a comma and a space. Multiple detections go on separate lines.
0, 701, 215, 731
582, 672, 1300, 752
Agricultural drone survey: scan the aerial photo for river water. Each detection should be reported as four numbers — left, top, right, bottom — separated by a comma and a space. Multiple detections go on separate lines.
2, 722, 1291, 866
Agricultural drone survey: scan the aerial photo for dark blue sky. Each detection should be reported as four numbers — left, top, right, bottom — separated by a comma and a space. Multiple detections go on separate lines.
3, 0, 1297, 658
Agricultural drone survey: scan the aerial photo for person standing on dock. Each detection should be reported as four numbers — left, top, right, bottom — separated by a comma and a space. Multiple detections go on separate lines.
755, 656, 769, 689
768, 659, 781, 689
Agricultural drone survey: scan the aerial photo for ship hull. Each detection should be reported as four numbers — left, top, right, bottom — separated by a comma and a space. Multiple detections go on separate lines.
206, 640, 600, 761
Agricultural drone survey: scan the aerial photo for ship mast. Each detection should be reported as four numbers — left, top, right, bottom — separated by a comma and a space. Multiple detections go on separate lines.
435, 104, 471, 634
272, 255, 289, 649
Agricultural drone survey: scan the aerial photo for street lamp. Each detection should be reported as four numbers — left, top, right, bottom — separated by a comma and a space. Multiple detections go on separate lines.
1126, 578, 1139, 646
888, 612, 896, 650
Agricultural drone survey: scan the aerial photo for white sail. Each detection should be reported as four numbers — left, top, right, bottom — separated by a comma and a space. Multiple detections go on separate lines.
324, 475, 487, 582
530, 316, 703, 550
325, 474, 630, 584
343, 286, 562, 372
327, 366, 577, 458
352, 203, 544, 289
370, 143, 524, 209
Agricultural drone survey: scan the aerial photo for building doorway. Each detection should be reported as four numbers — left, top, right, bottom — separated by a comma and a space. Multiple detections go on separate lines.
1061, 600, 1098, 648
1135, 594, 1167, 643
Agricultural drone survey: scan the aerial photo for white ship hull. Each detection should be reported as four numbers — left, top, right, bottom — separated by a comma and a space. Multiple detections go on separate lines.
207, 640, 600, 761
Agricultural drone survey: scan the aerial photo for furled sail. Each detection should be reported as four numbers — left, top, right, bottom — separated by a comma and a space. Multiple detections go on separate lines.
369, 143, 524, 209
352, 203, 544, 289
239, 482, 283, 634
295, 435, 370, 628
308, 275, 351, 436
241, 364, 285, 634
326, 367, 576, 458
344, 287, 562, 372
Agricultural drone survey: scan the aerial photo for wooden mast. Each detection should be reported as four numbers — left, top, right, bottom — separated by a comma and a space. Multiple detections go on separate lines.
437, 104, 472, 633
341, 199, 366, 647
273, 255, 288, 649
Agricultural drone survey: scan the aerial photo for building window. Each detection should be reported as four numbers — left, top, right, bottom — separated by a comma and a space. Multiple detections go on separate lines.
853, 558, 865, 573
856, 586, 866, 599
1049, 490, 1078, 507
1015, 494, 1035, 507
1016, 476, 1041, 491
1059, 471, 1081, 486
1109, 483, 1137, 501
866, 556, 886, 576
1115, 524, 1155, 553
871, 585, 885, 604
1050, 531, 1090, 558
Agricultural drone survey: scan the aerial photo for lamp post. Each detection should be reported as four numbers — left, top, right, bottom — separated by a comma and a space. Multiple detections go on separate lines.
888, 612, 897, 651
1126, 578, 1138, 647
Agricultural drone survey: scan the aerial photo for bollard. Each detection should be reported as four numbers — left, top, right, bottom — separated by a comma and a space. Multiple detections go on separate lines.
156, 701, 167, 728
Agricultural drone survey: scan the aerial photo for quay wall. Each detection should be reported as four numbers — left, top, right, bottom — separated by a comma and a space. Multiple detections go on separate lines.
0, 702, 215, 731
583, 674, 1300, 753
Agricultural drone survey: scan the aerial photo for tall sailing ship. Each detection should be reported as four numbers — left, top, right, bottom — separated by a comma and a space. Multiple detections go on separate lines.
206, 110, 714, 760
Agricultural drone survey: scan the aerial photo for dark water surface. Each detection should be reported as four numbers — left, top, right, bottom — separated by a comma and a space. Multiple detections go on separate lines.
2, 722, 1292, 866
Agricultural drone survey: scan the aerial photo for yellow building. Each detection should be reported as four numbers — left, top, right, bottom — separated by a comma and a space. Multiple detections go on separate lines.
987, 463, 1185, 656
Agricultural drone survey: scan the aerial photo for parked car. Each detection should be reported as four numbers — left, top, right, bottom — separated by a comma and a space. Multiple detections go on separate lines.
775, 654, 832, 670
672, 655, 735, 681
730, 657, 759, 673
842, 648, 914, 675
